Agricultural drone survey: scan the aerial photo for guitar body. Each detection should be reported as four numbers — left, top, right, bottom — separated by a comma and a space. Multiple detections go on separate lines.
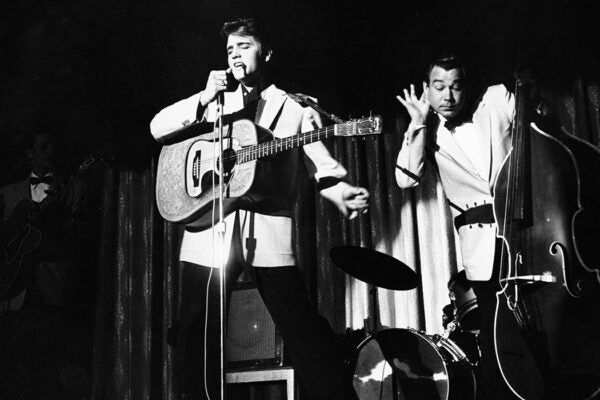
1, 200, 42, 300
155, 115, 382, 229
156, 119, 296, 230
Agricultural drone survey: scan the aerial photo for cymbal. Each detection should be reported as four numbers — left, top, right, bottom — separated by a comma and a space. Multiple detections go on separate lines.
330, 246, 418, 290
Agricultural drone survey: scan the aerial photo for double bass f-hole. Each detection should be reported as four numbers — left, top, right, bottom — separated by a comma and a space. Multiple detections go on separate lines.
549, 241, 584, 298
511, 252, 522, 310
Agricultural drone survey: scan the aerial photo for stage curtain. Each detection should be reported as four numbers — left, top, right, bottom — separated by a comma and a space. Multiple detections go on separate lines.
90, 151, 183, 400
87, 125, 460, 399
89, 77, 600, 400
305, 119, 458, 336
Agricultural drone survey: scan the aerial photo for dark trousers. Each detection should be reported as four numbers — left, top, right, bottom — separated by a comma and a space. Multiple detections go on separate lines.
470, 275, 519, 400
176, 261, 357, 400
468, 240, 545, 400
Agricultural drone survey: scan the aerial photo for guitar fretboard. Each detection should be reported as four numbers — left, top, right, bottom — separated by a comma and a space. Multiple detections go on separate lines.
236, 125, 337, 163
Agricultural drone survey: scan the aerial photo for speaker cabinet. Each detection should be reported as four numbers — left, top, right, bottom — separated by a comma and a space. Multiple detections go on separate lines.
226, 282, 284, 369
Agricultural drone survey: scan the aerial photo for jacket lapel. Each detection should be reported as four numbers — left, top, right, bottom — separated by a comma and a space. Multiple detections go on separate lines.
19, 179, 31, 201
435, 119, 482, 181
473, 102, 493, 182
206, 85, 288, 133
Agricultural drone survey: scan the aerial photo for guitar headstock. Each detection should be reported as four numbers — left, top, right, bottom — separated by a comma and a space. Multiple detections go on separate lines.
334, 115, 382, 137
74, 140, 114, 175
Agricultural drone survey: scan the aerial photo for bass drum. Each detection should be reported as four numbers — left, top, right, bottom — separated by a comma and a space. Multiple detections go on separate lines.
352, 328, 476, 400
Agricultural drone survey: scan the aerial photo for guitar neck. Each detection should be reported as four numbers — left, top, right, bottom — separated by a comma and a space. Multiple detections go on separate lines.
231, 115, 381, 163
30, 143, 110, 222
237, 125, 337, 163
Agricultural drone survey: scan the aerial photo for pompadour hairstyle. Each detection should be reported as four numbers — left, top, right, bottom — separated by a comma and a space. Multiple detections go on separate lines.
220, 18, 271, 51
426, 53, 467, 81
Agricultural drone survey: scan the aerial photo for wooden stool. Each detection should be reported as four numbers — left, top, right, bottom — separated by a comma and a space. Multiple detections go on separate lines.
226, 366, 295, 400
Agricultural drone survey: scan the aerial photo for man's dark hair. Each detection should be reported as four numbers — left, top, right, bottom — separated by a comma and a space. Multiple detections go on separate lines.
24, 126, 58, 151
220, 18, 271, 51
426, 53, 467, 82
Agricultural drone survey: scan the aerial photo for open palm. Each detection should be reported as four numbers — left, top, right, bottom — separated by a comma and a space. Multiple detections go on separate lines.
396, 82, 430, 125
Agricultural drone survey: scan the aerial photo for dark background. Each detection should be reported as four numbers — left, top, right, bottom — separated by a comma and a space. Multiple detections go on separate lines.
1, 0, 599, 183
2, 1, 600, 399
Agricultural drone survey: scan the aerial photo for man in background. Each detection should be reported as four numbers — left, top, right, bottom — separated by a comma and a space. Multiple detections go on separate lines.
0, 128, 97, 399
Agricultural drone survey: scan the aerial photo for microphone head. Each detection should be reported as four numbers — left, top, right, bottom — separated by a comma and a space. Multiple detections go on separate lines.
225, 70, 237, 92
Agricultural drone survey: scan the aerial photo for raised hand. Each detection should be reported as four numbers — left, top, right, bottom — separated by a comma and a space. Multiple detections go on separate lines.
396, 82, 430, 126
199, 68, 233, 106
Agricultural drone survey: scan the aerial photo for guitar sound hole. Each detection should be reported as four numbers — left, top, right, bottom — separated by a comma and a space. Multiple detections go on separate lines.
199, 148, 238, 193
218, 148, 237, 178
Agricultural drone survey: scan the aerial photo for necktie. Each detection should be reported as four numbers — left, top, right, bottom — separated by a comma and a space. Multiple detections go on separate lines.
444, 113, 472, 132
242, 87, 259, 106
241, 87, 260, 122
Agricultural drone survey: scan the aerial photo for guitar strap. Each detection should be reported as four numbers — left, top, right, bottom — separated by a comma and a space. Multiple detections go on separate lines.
286, 93, 345, 124
244, 211, 256, 266
266, 104, 284, 131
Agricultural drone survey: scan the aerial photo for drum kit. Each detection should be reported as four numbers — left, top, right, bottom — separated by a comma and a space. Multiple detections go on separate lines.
330, 246, 481, 400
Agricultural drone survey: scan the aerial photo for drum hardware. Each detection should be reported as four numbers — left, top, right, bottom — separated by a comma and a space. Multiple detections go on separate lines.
429, 333, 476, 369
440, 310, 480, 369
447, 271, 481, 333
441, 318, 457, 341
441, 304, 456, 337
444, 272, 482, 370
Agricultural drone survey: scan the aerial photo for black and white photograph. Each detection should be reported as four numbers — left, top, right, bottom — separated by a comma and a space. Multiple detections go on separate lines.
1, 1, 600, 399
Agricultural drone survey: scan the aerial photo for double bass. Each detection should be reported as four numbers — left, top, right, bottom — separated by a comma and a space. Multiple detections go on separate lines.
493, 77, 600, 399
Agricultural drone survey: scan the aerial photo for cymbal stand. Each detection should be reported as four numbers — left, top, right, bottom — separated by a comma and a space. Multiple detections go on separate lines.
364, 284, 380, 335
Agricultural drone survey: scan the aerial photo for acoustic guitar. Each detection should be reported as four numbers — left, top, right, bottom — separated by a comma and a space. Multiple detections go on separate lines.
156, 116, 382, 229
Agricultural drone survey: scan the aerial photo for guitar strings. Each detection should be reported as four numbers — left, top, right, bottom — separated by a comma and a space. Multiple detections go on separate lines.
192, 126, 339, 170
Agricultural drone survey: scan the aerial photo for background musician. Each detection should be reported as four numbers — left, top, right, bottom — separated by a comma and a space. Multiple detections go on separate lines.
0, 128, 97, 399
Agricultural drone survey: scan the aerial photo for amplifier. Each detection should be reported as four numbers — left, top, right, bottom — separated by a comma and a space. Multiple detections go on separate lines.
226, 282, 284, 369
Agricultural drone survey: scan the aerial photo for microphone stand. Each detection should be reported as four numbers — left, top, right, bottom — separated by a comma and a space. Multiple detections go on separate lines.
214, 92, 227, 400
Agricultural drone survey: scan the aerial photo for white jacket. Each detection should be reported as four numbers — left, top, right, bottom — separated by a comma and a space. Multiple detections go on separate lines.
396, 85, 515, 280
150, 84, 354, 267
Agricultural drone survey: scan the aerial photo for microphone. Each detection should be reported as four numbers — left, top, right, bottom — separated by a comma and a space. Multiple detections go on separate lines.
217, 68, 237, 106
224, 69, 237, 92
